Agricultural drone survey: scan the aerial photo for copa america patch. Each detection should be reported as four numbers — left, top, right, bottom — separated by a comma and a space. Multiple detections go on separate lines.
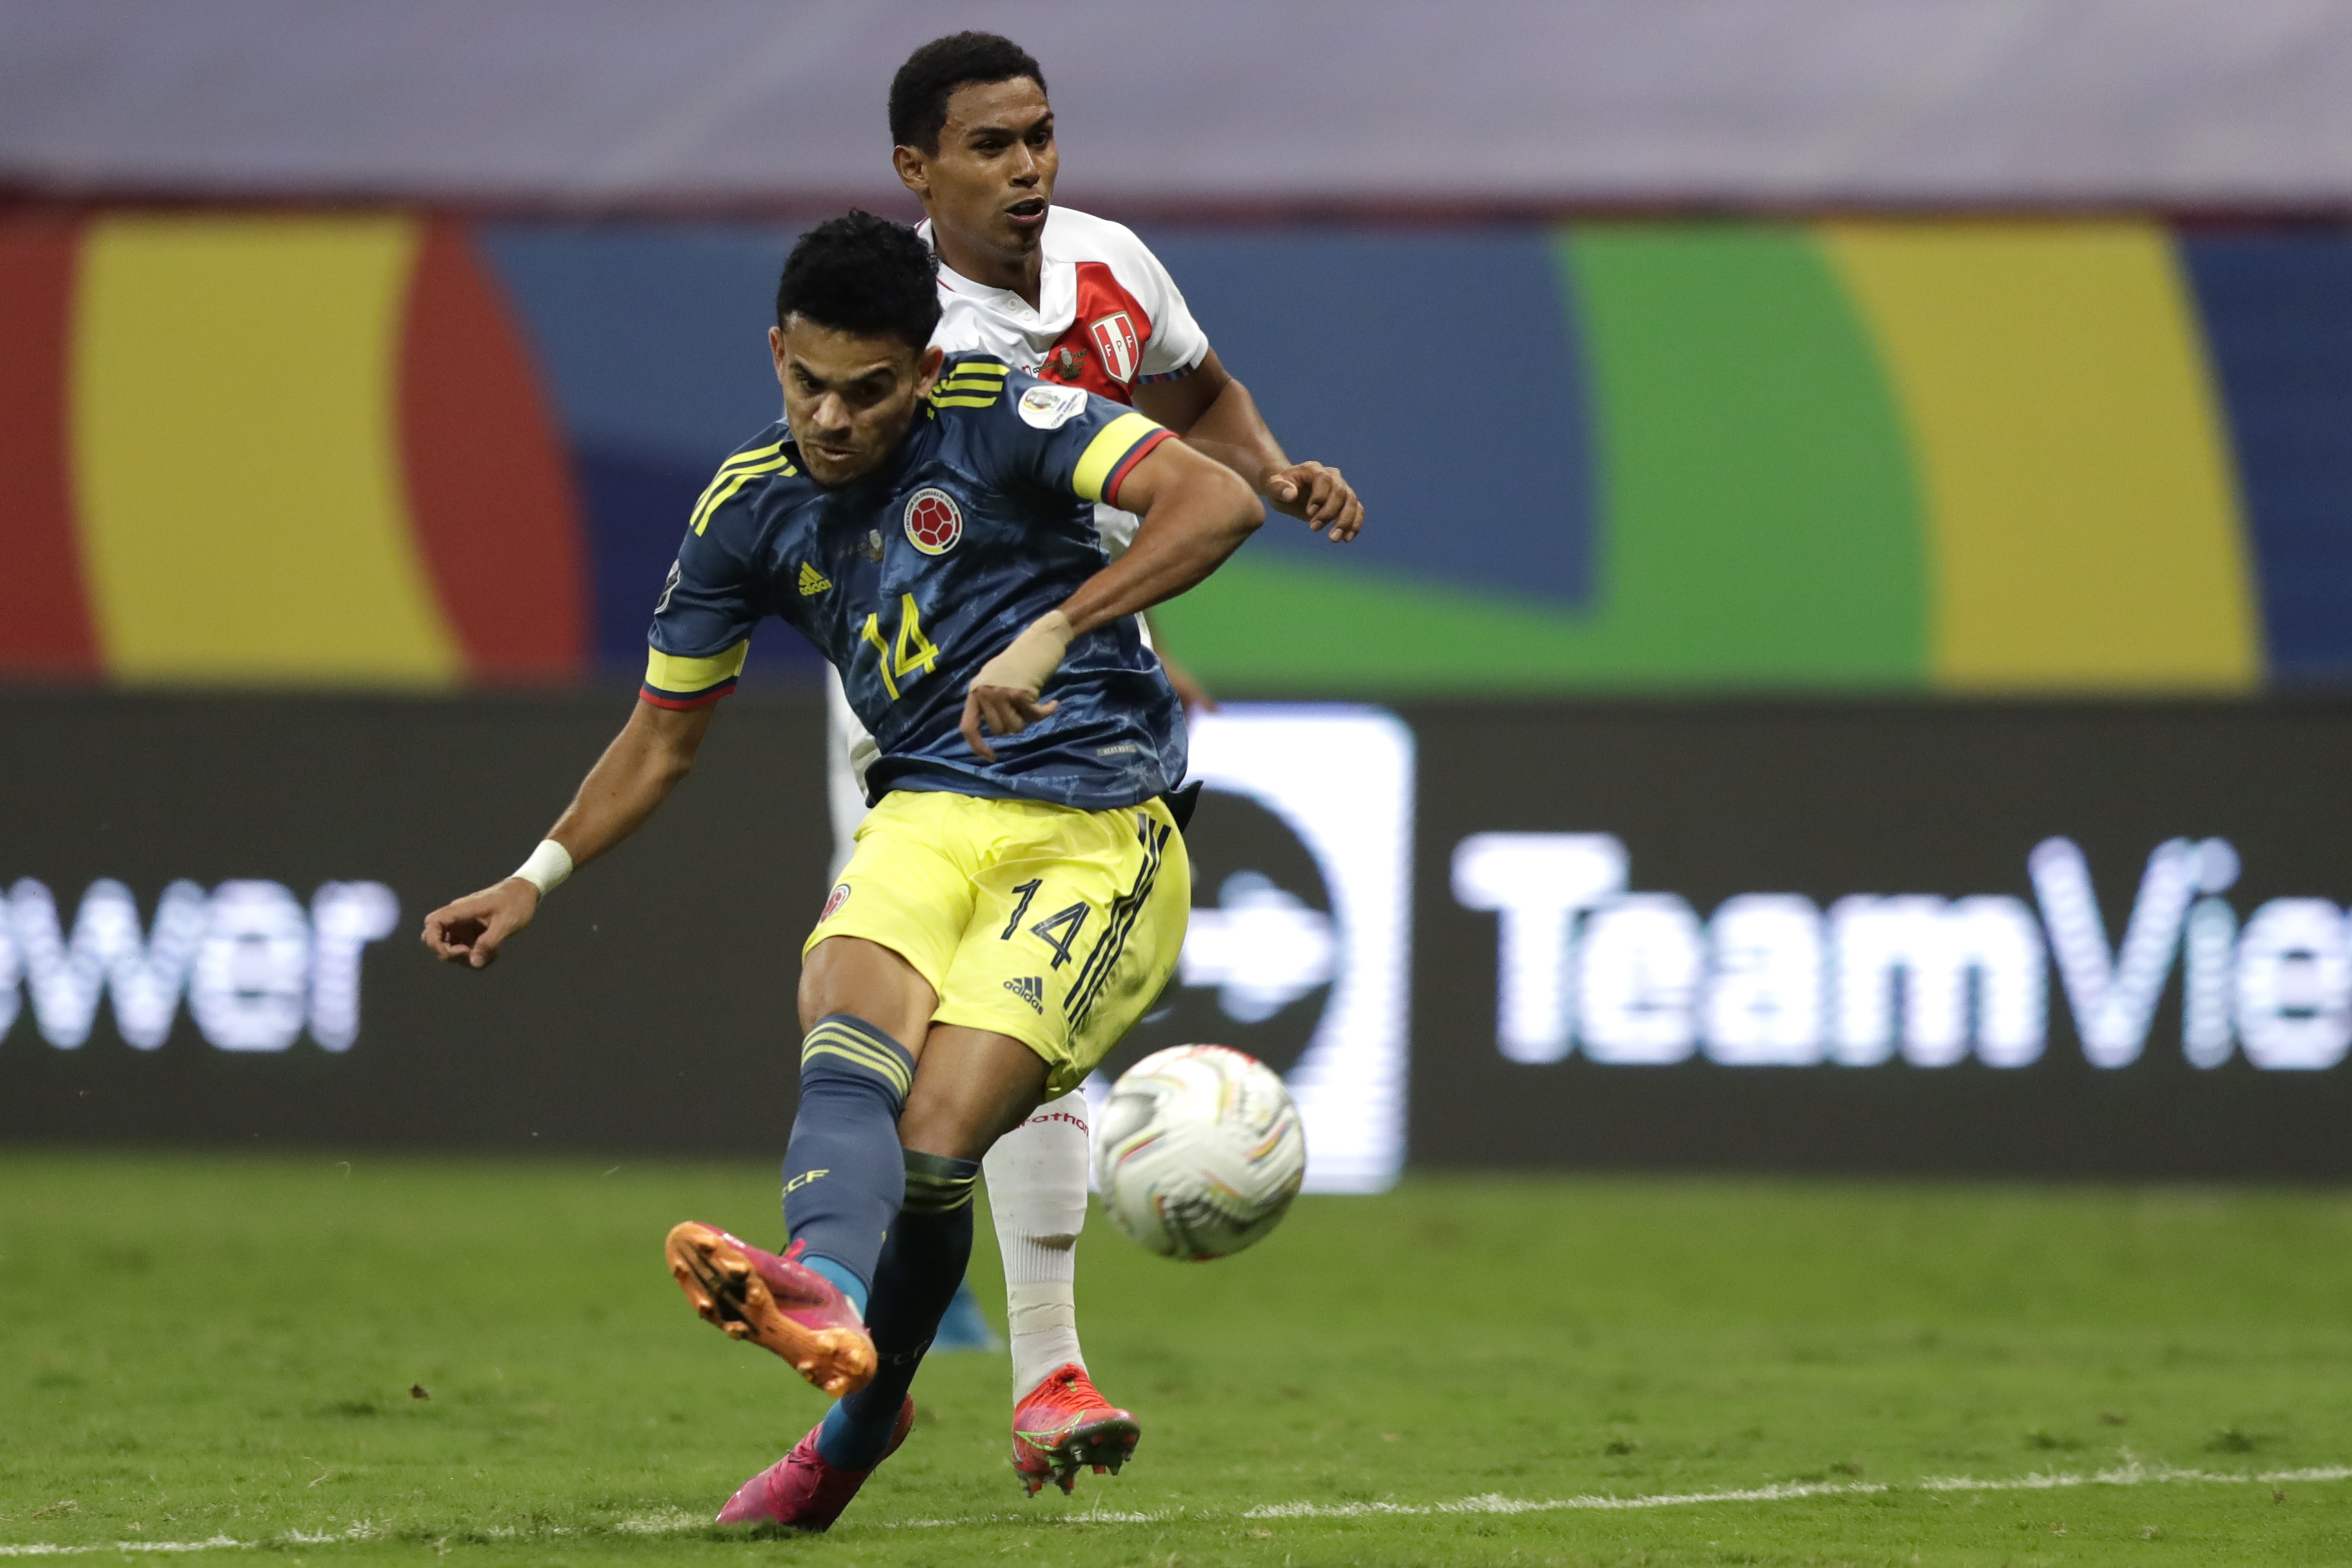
820, 883, 851, 921
903, 487, 963, 554
1018, 383, 1089, 430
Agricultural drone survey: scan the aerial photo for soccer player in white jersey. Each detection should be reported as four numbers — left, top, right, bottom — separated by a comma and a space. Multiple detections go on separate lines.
810, 32, 1363, 1498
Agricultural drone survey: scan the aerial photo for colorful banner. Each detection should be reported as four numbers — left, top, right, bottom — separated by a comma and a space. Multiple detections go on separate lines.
3, 210, 2347, 692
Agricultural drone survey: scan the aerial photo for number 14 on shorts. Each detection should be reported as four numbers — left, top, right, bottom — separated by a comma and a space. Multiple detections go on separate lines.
1001, 878, 1089, 970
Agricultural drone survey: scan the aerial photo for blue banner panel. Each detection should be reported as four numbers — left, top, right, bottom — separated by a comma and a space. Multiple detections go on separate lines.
1141, 228, 1596, 608
2182, 232, 2352, 686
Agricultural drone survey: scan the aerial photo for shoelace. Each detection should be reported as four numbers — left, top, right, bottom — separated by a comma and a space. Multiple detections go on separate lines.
1039, 1367, 1112, 1414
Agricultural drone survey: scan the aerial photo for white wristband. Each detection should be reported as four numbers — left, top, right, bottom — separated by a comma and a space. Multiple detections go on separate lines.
512, 839, 573, 897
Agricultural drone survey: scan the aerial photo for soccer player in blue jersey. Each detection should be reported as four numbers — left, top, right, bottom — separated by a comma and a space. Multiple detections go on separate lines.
420, 211, 1261, 1530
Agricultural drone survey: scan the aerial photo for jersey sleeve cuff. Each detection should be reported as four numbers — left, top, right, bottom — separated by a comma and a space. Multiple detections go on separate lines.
1072, 412, 1176, 507
641, 681, 736, 710
1136, 350, 1208, 385
642, 641, 749, 708
1100, 427, 1175, 508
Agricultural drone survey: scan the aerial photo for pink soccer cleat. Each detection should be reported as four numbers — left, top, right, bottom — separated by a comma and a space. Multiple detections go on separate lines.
664, 1221, 876, 1397
715, 1398, 916, 1530
1010, 1362, 1141, 1496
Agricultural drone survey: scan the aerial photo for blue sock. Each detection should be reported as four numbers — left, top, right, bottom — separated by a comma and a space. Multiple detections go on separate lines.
816, 1150, 980, 1470
800, 1255, 869, 1319
780, 1014, 915, 1302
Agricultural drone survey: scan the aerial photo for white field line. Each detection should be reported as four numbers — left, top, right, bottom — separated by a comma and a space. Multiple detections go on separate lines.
5, 1462, 2348, 1554
889, 1460, 2352, 1528
1232, 1462, 2352, 1522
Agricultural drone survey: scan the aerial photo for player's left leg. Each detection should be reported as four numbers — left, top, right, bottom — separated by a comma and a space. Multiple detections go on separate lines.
669, 795, 975, 1399
666, 936, 938, 1400
811, 1025, 1047, 1468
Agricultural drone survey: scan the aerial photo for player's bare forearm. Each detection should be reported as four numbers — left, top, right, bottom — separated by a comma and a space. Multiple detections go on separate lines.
545, 699, 714, 867
1060, 440, 1259, 635
420, 701, 712, 968
1134, 350, 1363, 542
1138, 359, 1287, 486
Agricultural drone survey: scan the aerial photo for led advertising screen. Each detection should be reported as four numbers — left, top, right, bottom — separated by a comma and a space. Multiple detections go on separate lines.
1411, 699, 2352, 1178
4, 695, 2349, 1181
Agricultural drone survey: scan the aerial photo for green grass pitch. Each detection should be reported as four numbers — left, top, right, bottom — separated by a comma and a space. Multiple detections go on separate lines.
5, 1152, 2351, 1564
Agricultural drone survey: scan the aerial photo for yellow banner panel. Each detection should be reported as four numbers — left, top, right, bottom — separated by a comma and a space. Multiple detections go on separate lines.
73, 214, 457, 685
1827, 221, 2257, 692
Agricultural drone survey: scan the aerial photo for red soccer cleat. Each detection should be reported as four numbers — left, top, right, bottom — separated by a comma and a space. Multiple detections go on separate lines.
715, 1397, 916, 1530
665, 1221, 876, 1398
1010, 1362, 1141, 1496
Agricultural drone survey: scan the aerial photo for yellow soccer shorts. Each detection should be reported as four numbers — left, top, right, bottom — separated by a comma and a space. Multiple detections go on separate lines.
802, 789, 1191, 1096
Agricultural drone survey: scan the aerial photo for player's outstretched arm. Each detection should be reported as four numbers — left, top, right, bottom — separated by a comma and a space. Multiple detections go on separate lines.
421, 700, 717, 969
963, 439, 1257, 759
1132, 348, 1363, 543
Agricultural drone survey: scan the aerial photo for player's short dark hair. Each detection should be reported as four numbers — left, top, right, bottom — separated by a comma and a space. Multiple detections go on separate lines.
889, 32, 1047, 154
774, 211, 940, 353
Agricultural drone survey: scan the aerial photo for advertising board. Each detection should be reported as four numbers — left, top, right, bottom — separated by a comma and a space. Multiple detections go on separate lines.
1412, 699, 2352, 1178
5, 694, 2349, 1181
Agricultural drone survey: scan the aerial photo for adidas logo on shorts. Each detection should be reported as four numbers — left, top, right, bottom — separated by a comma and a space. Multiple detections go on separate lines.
1003, 976, 1045, 1014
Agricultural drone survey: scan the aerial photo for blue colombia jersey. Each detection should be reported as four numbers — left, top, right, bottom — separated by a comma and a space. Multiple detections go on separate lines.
642, 359, 1183, 812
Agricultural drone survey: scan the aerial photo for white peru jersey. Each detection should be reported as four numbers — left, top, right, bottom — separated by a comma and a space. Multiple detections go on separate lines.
922, 206, 1211, 558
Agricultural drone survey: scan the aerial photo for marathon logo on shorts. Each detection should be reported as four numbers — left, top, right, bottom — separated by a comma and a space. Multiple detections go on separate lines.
1003, 975, 1045, 1014
820, 883, 850, 921
1089, 312, 1140, 385
903, 487, 963, 555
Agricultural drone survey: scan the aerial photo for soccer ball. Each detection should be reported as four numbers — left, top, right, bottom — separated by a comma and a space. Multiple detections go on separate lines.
1092, 1045, 1307, 1260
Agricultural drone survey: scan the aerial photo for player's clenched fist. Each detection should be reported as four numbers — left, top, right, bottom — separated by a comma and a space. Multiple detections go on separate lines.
1265, 461, 1362, 543
421, 879, 541, 969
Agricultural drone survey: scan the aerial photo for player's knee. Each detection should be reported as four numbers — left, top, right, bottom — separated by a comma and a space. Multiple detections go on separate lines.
798, 936, 934, 1045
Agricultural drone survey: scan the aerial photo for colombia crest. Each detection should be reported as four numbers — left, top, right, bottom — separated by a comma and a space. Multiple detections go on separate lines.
903, 487, 963, 554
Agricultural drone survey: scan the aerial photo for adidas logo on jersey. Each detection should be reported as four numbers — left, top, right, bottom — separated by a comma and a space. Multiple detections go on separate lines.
798, 562, 832, 596
1003, 976, 1045, 1014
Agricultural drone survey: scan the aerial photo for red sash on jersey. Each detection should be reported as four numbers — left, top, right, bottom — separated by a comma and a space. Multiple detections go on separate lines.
1036, 262, 1151, 403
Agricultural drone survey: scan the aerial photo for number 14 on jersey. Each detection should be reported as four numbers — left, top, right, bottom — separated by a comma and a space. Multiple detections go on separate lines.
861, 593, 938, 699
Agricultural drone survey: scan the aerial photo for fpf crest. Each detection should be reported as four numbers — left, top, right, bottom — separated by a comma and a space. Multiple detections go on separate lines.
1089, 312, 1140, 385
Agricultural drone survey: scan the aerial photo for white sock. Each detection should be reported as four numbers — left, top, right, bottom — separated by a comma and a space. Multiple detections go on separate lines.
821, 670, 869, 883
1005, 1283, 1081, 1400
983, 1094, 1092, 1398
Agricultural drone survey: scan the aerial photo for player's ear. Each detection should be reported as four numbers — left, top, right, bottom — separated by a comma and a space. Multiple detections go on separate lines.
892, 144, 928, 197
769, 326, 789, 385
914, 344, 946, 399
